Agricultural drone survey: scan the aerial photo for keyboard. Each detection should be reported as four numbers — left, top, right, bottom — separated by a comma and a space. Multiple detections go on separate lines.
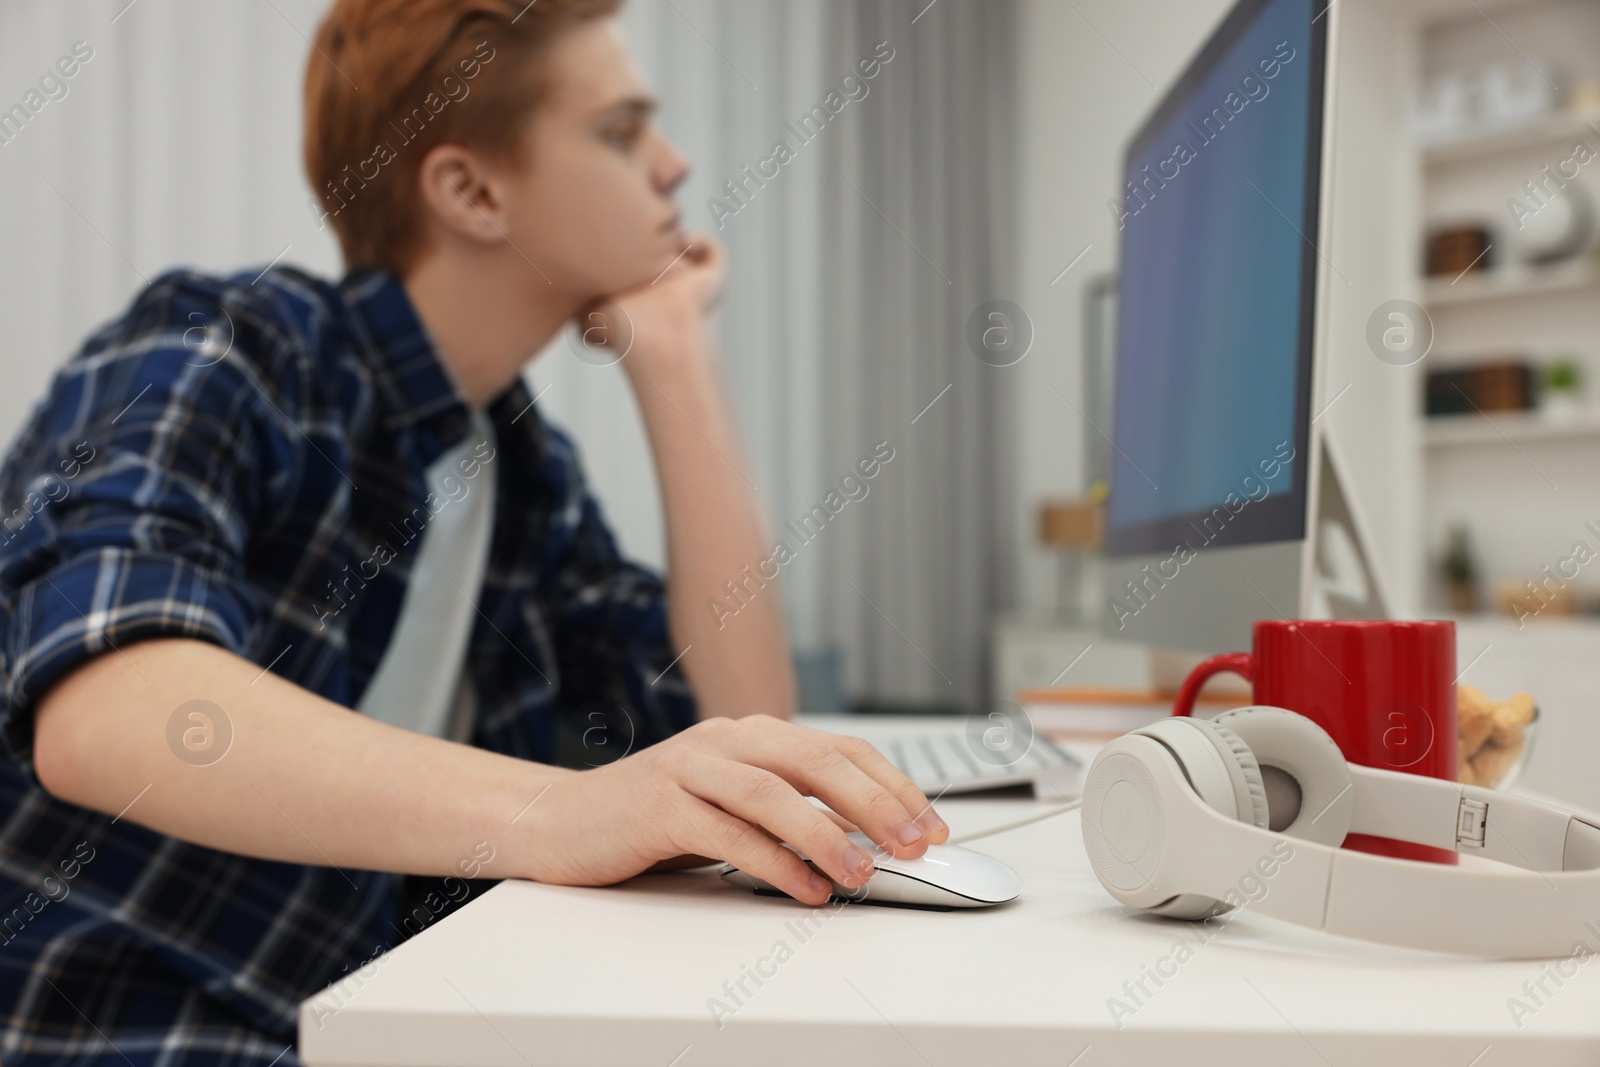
869, 727, 1084, 798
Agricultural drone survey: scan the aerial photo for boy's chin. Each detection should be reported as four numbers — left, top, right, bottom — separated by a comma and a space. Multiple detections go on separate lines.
604, 251, 682, 294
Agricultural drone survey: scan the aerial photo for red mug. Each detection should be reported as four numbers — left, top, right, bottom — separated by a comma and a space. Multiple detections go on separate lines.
1172, 619, 1459, 865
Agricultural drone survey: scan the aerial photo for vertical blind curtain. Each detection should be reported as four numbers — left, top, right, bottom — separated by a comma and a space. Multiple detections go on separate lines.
815, 0, 1022, 709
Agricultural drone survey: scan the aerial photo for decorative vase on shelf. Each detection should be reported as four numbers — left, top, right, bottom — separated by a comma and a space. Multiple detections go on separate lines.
1543, 393, 1581, 422
1509, 181, 1597, 267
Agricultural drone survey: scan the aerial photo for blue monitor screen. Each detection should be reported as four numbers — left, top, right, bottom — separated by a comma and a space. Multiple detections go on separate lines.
1105, 0, 1323, 557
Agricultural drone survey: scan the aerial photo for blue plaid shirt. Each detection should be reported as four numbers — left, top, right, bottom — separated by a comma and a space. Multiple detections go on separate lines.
0, 267, 696, 1065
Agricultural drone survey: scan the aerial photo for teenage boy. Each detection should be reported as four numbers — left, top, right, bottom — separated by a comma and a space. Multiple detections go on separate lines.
0, 1, 948, 1061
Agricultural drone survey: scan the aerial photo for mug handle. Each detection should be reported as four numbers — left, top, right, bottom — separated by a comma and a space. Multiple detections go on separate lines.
1172, 652, 1253, 717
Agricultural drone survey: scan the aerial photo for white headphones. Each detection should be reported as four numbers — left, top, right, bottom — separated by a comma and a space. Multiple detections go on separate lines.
1080, 706, 1600, 959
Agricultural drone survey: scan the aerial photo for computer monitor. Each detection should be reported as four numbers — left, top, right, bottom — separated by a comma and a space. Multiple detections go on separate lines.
1101, 0, 1378, 653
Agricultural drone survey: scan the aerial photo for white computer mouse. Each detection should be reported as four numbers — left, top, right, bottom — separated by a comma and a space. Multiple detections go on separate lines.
718, 832, 1021, 909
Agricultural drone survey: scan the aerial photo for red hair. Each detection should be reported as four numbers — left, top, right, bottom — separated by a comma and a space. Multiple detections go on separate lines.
304, 0, 623, 275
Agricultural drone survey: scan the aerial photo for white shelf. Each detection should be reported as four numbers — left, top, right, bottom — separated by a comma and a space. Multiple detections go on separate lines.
1423, 258, 1600, 306
1422, 409, 1600, 447
1421, 108, 1600, 166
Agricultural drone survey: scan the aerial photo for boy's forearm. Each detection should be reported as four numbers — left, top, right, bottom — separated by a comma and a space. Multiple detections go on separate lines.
627, 350, 797, 721
33, 638, 569, 879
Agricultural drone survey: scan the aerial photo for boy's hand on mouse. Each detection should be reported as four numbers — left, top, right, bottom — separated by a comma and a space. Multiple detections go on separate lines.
516, 714, 949, 907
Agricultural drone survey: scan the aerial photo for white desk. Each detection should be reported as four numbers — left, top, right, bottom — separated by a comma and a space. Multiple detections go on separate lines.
299, 793, 1600, 1065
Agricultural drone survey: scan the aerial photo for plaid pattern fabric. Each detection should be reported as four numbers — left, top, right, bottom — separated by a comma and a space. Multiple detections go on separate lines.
0, 267, 696, 1064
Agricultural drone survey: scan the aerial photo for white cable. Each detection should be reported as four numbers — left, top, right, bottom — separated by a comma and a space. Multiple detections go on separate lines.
948, 800, 1082, 844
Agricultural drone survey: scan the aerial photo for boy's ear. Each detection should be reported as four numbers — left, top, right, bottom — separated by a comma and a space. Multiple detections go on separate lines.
415, 143, 509, 248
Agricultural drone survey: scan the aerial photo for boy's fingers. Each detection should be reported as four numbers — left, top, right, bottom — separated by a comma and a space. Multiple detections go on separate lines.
683, 235, 726, 277
820, 808, 860, 833
712, 724, 930, 860
748, 719, 947, 844
682, 757, 873, 890
682, 232, 719, 258
662, 789, 830, 905
823, 731, 949, 842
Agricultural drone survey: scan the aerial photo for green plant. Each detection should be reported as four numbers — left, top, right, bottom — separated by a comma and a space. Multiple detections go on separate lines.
1442, 525, 1477, 586
1543, 357, 1582, 394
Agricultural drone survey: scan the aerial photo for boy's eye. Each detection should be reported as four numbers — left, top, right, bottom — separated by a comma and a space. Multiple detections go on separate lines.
602, 122, 644, 150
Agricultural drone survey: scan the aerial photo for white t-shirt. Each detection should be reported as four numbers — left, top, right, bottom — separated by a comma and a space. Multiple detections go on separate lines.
357, 412, 496, 741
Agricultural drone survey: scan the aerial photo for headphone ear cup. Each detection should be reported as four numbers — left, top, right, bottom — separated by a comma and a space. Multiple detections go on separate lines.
1121, 718, 1271, 920
1212, 705, 1354, 848
1128, 718, 1269, 831
1203, 722, 1271, 831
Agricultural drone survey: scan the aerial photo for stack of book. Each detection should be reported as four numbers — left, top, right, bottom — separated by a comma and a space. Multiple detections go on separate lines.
1425, 361, 1534, 417
1017, 687, 1244, 737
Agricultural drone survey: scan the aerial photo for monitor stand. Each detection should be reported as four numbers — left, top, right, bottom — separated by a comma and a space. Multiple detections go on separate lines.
1307, 428, 1389, 621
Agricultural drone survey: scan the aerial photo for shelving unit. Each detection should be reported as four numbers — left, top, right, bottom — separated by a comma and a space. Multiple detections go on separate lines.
1422, 256, 1600, 305
1413, 0, 1600, 615
1422, 408, 1600, 447
1421, 107, 1600, 166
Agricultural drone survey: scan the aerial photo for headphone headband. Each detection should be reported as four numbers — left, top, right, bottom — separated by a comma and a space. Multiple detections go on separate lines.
1083, 729, 1600, 959
1348, 763, 1600, 871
